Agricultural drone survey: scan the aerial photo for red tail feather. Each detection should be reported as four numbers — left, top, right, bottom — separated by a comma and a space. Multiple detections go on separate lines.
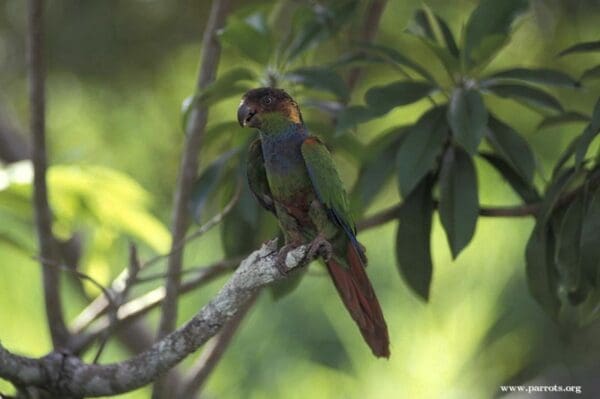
325, 243, 390, 358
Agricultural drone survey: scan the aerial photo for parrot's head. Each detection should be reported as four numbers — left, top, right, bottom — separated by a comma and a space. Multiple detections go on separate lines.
237, 87, 303, 131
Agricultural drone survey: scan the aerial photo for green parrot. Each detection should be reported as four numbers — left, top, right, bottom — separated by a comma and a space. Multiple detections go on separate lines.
237, 87, 390, 358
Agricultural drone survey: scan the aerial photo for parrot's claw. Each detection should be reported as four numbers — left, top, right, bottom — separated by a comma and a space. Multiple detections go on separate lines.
307, 235, 333, 262
275, 244, 296, 276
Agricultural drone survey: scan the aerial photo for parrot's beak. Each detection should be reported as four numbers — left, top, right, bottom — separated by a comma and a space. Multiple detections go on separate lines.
237, 101, 258, 128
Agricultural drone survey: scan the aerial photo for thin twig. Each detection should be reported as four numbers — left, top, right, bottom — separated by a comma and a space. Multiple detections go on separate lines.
27, 0, 70, 349
70, 186, 240, 334
70, 257, 242, 356
92, 244, 142, 363
178, 292, 259, 399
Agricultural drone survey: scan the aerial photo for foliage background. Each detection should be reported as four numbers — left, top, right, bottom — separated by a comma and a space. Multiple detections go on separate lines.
1, 0, 599, 398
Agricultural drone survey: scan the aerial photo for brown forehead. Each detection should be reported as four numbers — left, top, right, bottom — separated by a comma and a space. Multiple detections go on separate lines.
243, 87, 294, 103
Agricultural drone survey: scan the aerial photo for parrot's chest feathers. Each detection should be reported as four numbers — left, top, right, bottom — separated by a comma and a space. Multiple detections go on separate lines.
260, 130, 314, 204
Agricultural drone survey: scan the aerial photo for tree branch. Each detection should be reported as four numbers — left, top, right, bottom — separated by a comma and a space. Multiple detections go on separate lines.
178, 292, 259, 399
346, 0, 387, 91
27, 0, 70, 349
0, 240, 307, 397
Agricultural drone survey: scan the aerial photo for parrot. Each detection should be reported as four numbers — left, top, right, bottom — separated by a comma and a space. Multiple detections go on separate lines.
237, 87, 390, 358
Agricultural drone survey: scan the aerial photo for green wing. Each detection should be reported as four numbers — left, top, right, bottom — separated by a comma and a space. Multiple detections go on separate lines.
247, 138, 275, 214
301, 136, 356, 237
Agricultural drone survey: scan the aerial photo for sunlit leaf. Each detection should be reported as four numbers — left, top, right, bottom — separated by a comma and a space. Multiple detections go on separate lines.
365, 80, 435, 115
483, 68, 580, 88
439, 147, 479, 258
396, 175, 435, 301
479, 152, 540, 203
447, 88, 488, 154
396, 106, 447, 196
284, 67, 349, 100
484, 83, 564, 113
486, 116, 535, 183
558, 40, 600, 57
463, 0, 528, 67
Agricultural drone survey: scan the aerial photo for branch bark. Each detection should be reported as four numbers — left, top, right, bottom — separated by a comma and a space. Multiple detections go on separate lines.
346, 0, 387, 91
178, 292, 259, 399
27, 0, 70, 349
0, 240, 306, 397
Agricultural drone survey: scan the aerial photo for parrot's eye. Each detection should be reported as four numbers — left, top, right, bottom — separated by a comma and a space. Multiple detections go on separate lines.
262, 96, 273, 105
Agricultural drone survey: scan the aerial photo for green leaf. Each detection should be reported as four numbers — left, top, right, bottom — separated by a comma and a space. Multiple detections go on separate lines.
484, 83, 564, 113
222, 183, 261, 257
406, 6, 460, 73
486, 116, 535, 183
537, 167, 577, 225
396, 175, 435, 300
219, 15, 272, 64
483, 68, 580, 88
189, 150, 239, 223
365, 80, 434, 115
537, 111, 590, 130
286, 0, 358, 61
447, 88, 488, 154
439, 147, 479, 258
352, 127, 407, 209
526, 226, 560, 318
558, 40, 600, 57
328, 51, 386, 69
359, 43, 436, 83
580, 65, 600, 82
581, 184, 600, 283
335, 105, 379, 134
554, 194, 585, 292
182, 68, 256, 130
284, 67, 349, 100
396, 106, 448, 196
574, 98, 600, 168
479, 152, 540, 203
463, 0, 528, 67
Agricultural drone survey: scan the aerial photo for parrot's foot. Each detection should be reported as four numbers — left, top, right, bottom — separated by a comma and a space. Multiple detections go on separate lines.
307, 234, 333, 262
275, 244, 297, 276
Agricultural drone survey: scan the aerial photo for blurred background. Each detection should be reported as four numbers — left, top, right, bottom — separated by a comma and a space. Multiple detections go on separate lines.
1, 0, 600, 398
